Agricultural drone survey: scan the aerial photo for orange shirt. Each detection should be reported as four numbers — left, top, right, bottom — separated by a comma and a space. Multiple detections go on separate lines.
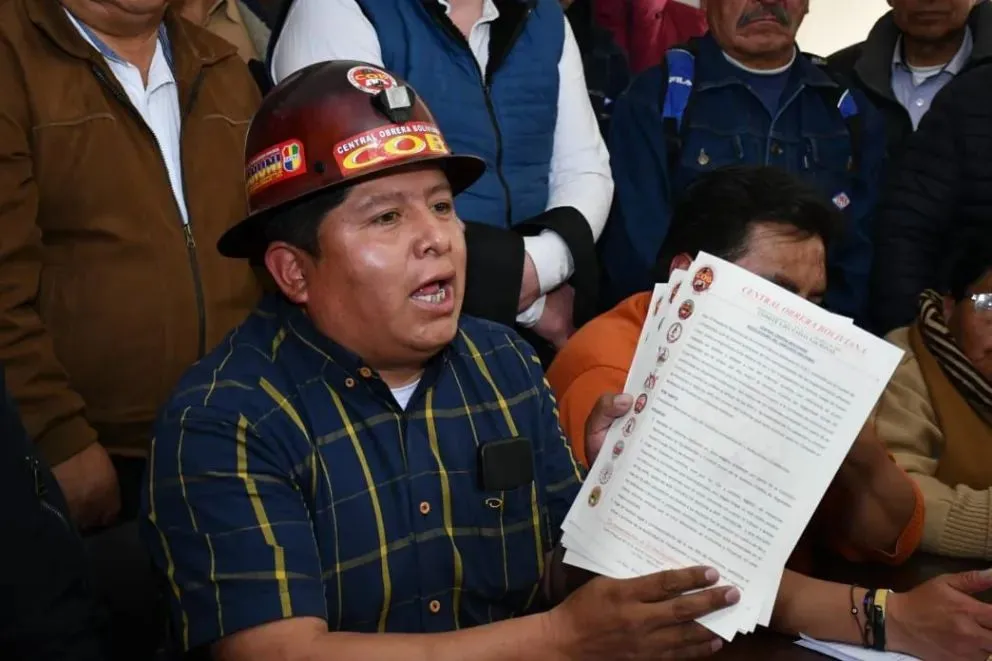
548, 293, 925, 566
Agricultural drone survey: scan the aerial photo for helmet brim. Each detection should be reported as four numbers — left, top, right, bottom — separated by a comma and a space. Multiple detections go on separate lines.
217, 153, 487, 259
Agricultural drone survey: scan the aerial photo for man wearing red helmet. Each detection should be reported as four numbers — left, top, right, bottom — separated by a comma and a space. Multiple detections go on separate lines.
142, 60, 741, 660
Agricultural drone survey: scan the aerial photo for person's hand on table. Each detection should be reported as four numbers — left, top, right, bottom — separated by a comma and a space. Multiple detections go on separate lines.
584, 393, 633, 464
52, 442, 121, 530
548, 565, 739, 660
887, 569, 992, 660
533, 284, 575, 350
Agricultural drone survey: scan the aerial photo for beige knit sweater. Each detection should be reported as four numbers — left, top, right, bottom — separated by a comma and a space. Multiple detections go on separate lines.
876, 327, 992, 559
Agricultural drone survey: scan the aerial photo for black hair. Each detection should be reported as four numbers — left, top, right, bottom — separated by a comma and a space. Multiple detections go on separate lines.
949, 243, 992, 301
652, 165, 845, 280
260, 186, 351, 259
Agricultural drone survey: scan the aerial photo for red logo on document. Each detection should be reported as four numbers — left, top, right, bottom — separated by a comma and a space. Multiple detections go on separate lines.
692, 267, 714, 293
611, 440, 625, 458
588, 486, 603, 507
678, 299, 695, 320
666, 322, 683, 344
622, 417, 637, 437
657, 348, 669, 365
598, 463, 614, 485
669, 281, 682, 303
653, 297, 664, 317
644, 372, 658, 390
634, 393, 648, 414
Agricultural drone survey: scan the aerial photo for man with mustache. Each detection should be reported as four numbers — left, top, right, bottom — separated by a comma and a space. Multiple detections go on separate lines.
599, 0, 886, 327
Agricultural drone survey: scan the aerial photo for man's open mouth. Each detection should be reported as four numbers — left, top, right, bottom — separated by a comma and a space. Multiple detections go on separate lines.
411, 279, 452, 305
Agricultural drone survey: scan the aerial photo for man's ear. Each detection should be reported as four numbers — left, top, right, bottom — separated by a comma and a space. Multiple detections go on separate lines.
264, 243, 312, 305
669, 252, 693, 276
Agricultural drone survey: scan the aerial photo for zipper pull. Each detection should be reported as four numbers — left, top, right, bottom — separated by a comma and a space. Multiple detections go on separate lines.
183, 223, 196, 249
29, 456, 47, 497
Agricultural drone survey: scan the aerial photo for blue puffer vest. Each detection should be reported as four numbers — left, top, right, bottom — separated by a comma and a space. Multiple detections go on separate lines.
355, 0, 564, 227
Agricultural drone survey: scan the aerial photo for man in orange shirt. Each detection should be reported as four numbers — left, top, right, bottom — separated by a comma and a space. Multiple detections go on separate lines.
550, 166, 992, 657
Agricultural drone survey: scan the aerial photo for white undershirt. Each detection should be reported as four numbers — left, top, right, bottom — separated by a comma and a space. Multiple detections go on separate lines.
271, 0, 614, 326
390, 379, 421, 410
65, 10, 189, 224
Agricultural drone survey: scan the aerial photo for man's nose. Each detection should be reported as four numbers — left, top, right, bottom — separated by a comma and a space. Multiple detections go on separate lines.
413, 207, 453, 257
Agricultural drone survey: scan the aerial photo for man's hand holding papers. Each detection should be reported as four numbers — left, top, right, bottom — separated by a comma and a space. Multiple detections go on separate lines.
561, 253, 906, 640
548, 566, 740, 659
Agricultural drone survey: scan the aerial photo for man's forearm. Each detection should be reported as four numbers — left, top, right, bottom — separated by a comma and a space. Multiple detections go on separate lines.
833, 447, 918, 554
217, 613, 567, 661
771, 570, 866, 643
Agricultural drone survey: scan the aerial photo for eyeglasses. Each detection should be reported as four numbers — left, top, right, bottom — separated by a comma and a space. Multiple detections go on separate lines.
971, 293, 992, 312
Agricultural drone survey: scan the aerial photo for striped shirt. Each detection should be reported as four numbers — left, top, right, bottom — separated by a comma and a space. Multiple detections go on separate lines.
141, 294, 584, 651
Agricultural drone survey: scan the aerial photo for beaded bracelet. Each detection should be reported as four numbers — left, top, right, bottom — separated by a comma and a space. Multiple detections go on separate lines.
849, 584, 869, 647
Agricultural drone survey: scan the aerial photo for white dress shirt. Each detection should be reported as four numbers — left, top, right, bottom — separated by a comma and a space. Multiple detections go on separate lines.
271, 0, 613, 325
66, 10, 189, 225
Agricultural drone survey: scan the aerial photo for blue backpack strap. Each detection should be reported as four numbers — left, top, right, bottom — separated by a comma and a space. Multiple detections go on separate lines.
659, 43, 698, 173
807, 53, 863, 172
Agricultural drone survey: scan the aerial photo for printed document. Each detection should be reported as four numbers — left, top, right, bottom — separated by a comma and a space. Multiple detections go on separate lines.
561, 253, 903, 640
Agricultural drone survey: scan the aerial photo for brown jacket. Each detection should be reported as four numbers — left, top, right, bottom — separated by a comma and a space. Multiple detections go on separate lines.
0, 0, 261, 465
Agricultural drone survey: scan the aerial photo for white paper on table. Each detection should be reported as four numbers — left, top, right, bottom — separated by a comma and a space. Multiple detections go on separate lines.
796, 635, 919, 661
564, 253, 904, 640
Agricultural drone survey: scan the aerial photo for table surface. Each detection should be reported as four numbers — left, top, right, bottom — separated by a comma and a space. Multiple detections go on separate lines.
713, 553, 989, 660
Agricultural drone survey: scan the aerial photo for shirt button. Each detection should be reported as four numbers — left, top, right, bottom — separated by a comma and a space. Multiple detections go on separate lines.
359, 367, 373, 378
770, 142, 783, 156
419, 501, 431, 515
344, 377, 356, 388
428, 599, 441, 614
915, 98, 925, 107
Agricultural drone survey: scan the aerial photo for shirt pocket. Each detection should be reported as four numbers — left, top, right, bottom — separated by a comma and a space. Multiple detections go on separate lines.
453, 463, 545, 604
800, 132, 854, 200
675, 129, 754, 189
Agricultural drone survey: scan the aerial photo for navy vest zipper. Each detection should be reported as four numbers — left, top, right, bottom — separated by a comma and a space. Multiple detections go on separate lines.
424, 0, 536, 227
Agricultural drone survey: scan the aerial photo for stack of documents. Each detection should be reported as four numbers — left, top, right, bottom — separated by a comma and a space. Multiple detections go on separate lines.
560, 253, 904, 640
796, 635, 920, 660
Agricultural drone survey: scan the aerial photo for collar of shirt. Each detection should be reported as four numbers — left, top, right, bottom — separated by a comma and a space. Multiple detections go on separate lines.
696, 34, 833, 93
63, 9, 175, 97
722, 49, 796, 76
436, 0, 500, 24
64, 9, 174, 73
273, 295, 450, 407
892, 26, 973, 86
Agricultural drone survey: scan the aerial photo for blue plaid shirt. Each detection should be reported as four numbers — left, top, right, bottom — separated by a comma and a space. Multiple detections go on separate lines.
141, 294, 584, 650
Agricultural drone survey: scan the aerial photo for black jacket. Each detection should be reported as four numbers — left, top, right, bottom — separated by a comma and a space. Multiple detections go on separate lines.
828, 1, 992, 161
0, 368, 109, 660
871, 64, 992, 333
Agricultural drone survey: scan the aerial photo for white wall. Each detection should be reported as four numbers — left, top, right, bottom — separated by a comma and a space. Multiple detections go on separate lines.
796, 0, 891, 55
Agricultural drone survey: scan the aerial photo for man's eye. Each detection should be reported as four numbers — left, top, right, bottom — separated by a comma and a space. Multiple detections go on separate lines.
432, 201, 453, 215
373, 211, 400, 225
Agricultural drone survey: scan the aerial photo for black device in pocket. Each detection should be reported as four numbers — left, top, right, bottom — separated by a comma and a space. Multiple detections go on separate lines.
478, 437, 534, 491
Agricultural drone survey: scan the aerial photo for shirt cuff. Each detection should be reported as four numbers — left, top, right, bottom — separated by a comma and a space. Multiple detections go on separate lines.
523, 231, 574, 295
516, 295, 547, 327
